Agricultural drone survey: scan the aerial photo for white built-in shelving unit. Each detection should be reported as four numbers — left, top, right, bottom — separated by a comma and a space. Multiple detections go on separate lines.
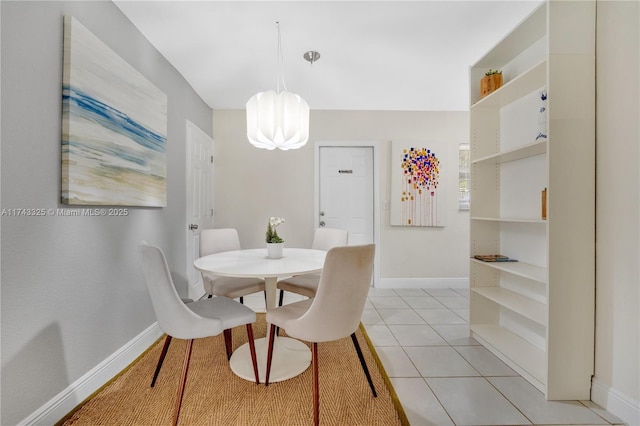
469, 1, 595, 400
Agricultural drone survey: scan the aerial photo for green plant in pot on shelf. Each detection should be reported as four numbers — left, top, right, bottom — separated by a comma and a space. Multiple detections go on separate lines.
266, 217, 285, 244
481, 69, 503, 98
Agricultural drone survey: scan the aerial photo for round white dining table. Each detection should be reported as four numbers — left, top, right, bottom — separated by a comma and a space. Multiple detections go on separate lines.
193, 248, 326, 383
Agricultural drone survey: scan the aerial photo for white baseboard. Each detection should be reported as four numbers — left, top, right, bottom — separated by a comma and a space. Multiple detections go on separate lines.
19, 323, 163, 426
591, 377, 640, 425
377, 277, 469, 289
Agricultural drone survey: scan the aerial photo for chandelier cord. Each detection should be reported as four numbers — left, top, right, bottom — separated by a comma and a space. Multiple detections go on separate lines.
276, 22, 288, 93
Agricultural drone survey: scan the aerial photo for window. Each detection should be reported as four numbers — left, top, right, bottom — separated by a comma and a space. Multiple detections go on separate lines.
459, 143, 470, 211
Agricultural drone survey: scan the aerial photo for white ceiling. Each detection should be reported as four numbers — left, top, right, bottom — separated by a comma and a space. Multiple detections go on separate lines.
114, 1, 543, 111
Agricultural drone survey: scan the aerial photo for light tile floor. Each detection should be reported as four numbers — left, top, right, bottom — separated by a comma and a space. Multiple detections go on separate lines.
244, 287, 625, 426
362, 287, 625, 426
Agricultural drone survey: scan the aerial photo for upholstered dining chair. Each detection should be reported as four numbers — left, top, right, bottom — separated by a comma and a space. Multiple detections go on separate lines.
265, 244, 376, 426
200, 228, 266, 305
139, 241, 259, 426
149, 297, 191, 388
276, 227, 348, 306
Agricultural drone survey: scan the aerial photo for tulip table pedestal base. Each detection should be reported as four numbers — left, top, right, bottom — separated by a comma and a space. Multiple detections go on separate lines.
230, 336, 311, 383
194, 248, 326, 383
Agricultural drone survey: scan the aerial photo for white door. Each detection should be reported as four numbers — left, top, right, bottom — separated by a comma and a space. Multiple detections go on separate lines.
186, 120, 214, 301
318, 146, 374, 245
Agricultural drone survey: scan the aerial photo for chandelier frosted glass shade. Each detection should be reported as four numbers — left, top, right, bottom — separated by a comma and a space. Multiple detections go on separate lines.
246, 90, 310, 151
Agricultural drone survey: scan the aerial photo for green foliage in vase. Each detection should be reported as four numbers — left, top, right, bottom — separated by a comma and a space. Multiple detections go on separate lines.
266, 217, 285, 243
485, 69, 502, 76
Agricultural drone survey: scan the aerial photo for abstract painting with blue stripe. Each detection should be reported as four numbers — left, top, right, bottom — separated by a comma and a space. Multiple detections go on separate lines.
62, 16, 167, 206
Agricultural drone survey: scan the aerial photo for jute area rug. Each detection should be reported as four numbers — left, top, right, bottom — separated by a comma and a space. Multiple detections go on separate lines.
61, 314, 408, 425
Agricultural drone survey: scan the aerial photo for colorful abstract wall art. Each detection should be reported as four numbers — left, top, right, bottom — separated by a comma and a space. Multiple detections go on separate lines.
62, 16, 167, 206
390, 142, 442, 227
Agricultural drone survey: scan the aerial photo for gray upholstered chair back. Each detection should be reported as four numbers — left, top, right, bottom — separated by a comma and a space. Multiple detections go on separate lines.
199, 228, 241, 256
139, 241, 223, 339
283, 244, 375, 342
311, 228, 348, 251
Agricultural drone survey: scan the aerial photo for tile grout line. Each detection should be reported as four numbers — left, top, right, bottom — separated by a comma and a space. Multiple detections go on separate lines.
427, 288, 533, 425
407, 287, 469, 426
368, 288, 469, 425
368, 287, 618, 426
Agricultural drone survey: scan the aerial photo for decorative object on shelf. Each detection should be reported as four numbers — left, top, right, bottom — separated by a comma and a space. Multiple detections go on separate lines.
474, 254, 518, 262
535, 90, 548, 141
246, 22, 310, 151
480, 69, 503, 98
390, 141, 443, 227
266, 217, 285, 258
62, 16, 167, 206
541, 187, 547, 220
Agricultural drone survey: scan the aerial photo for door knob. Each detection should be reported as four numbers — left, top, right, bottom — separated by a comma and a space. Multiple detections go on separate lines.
189, 224, 198, 230
319, 211, 325, 216
319, 221, 326, 227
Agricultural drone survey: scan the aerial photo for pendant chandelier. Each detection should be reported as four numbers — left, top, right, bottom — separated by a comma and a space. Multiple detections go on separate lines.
246, 22, 311, 151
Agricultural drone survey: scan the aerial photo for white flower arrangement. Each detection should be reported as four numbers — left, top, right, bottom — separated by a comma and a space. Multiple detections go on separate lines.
266, 217, 285, 243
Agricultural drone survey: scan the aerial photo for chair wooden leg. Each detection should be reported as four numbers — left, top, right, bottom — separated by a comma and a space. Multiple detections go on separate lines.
265, 323, 277, 386
312, 342, 319, 426
246, 324, 260, 384
207, 294, 212, 299
239, 296, 244, 304
150, 335, 172, 387
351, 333, 377, 397
223, 329, 233, 360
173, 339, 194, 426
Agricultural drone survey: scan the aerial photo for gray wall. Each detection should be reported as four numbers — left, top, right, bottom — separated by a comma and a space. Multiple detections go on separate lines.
0, 2, 212, 424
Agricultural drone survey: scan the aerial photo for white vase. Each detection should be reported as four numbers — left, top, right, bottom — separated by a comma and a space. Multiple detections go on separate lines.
266, 242, 284, 259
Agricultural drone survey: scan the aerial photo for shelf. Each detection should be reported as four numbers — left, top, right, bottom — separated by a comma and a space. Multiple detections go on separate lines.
471, 258, 547, 284
471, 216, 547, 224
472, 3, 547, 69
471, 60, 547, 109
472, 287, 547, 326
469, 0, 595, 400
471, 324, 547, 387
472, 140, 547, 165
